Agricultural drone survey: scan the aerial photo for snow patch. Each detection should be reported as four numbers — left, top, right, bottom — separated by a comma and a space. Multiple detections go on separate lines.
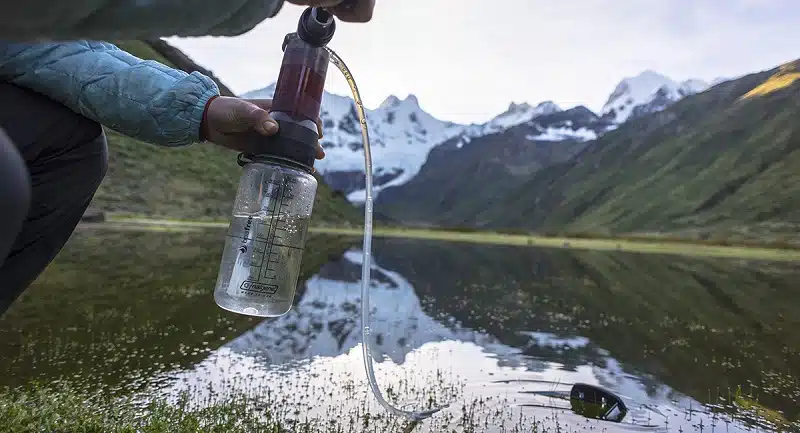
526, 127, 598, 142
458, 101, 563, 139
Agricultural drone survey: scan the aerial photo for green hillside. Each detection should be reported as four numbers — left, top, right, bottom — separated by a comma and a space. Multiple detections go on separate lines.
90, 41, 360, 226
375, 121, 589, 225
458, 60, 800, 242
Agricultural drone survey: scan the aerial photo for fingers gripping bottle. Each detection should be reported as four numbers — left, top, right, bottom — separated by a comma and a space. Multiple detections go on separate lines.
214, 7, 336, 317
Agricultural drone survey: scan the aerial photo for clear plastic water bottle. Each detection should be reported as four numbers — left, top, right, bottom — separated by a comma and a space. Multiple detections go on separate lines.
213, 7, 336, 317
213, 161, 318, 317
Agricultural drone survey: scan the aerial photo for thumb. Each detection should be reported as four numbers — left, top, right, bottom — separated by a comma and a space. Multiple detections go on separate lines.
234, 100, 279, 135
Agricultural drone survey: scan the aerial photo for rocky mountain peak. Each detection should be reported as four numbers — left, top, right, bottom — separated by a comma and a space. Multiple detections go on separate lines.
601, 70, 709, 124
379, 95, 401, 109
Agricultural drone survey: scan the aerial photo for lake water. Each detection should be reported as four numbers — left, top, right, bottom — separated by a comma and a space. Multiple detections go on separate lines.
1, 228, 798, 433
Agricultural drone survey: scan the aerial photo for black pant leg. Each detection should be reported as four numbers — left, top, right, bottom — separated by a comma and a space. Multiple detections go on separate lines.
0, 128, 31, 261
0, 81, 108, 316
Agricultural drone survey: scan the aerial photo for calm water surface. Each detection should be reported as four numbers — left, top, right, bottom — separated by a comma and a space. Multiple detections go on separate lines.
1, 228, 798, 433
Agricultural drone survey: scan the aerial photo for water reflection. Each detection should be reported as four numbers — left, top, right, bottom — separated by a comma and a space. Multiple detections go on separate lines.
150, 242, 797, 432
1, 230, 798, 432
369, 238, 799, 431
226, 251, 531, 367
0, 229, 352, 393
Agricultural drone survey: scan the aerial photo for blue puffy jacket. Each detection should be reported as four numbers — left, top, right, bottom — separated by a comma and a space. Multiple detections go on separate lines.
0, 0, 287, 147
0, 41, 220, 147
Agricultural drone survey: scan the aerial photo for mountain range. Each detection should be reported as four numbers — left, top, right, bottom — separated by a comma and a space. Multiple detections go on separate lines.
243, 70, 713, 203
379, 60, 800, 241
245, 58, 800, 241
93, 40, 798, 242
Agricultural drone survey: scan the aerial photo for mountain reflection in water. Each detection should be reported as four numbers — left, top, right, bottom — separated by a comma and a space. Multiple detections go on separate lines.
151, 240, 798, 433
1, 231, 796, 433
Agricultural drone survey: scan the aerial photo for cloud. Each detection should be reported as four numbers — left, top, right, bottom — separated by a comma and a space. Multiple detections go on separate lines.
166, 0, 800, 124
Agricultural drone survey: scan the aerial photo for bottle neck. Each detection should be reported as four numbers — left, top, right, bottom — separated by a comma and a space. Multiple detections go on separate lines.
237, 153, 314, 174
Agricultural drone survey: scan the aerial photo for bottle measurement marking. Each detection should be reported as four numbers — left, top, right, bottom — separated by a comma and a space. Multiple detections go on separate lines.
225, 175, 305, 296
256, 177, 305, 283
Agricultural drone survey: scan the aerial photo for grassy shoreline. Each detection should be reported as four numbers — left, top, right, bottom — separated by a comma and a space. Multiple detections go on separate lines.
0, 386, 316, 433
89, 216, 800, 262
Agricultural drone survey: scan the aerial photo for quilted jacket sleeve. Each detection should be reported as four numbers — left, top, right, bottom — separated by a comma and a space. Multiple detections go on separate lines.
0, 41, 220, 147
0, 0, 285, 40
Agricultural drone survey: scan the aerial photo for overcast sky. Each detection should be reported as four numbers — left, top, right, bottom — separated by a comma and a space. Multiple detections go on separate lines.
167, 0, 800, 124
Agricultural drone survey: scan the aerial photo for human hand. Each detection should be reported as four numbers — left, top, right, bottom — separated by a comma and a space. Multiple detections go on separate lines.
286, 0, 375, 23
200, 96, 325, 162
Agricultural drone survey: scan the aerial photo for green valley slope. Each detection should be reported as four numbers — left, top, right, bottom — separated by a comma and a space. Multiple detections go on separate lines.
375, 106, 609, 226
89, 41, 360, 225
455, 60, 800, 241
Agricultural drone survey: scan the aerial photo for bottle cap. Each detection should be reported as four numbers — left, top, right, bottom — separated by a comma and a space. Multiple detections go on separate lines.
298, 7, 336, 47
237, 119, 319, 173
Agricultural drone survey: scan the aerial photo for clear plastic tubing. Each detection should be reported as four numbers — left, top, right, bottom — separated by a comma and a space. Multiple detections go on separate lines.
326, 47, 448, 422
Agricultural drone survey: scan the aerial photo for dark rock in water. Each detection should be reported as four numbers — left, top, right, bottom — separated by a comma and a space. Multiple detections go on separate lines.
81, 210, 106, 223
569, 383, 628, 422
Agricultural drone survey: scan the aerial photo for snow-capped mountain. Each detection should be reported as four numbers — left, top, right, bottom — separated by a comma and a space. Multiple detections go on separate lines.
348, 101, 604, 203
372, 105, 610, 214
244, 69, 709, 203
243, 84, 464, 197
460, 101, 563, 139
600, 70, 709, 124
441, 105, 610, 163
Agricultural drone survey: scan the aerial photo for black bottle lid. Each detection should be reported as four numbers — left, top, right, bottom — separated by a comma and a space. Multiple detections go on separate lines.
297, 7, 336, 47
237, 120, 319, 173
